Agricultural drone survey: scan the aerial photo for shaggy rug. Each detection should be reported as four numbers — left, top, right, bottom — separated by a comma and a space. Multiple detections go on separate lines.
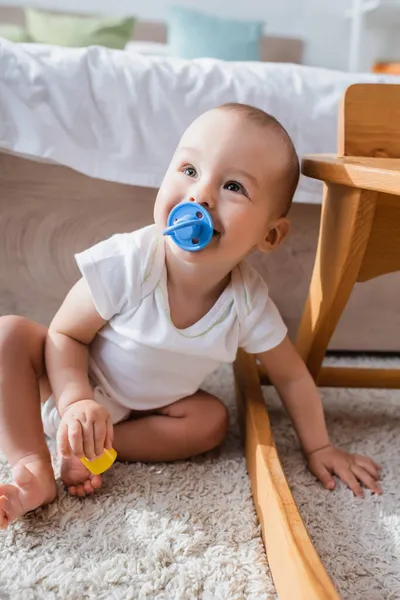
0, 358, 399, 599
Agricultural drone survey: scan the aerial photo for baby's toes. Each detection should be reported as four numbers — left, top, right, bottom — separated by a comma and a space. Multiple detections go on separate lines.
90, 475, 102, 490
83, 480, 95, 495
67, 485, 78, 496
75, 485, 87, 498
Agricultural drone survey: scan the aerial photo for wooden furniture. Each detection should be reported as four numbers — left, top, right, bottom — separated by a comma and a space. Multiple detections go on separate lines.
294, 83, 400, 389
249, 82, 400, 598
235, 351, 340, 599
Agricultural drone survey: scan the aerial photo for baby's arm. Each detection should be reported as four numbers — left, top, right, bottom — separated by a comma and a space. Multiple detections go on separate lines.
45, 278, 112, 459
257, 336, 382, 497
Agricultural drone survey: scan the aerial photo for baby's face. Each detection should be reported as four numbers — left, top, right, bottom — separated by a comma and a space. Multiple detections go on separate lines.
154, 109, 287, 266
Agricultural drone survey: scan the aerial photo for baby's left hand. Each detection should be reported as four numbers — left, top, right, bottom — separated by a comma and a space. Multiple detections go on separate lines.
307, 445, 382, 498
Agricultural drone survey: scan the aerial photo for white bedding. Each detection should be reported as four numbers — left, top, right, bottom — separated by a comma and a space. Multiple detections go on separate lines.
124, 41, 172, 57
0, 39, 398, 204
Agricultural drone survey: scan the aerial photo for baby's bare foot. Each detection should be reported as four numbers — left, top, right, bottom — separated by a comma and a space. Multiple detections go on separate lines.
60, 454, 102, 497
0, 456, 57, 530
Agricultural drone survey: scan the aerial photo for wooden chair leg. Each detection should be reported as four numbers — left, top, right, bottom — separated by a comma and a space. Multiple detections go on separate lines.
234, 350, 339, 600
295, 184, 378, 380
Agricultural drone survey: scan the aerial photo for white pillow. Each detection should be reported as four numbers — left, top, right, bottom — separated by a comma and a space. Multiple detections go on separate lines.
124, 41, 171, 56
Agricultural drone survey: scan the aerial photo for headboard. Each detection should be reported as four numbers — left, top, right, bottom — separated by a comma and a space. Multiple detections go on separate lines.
0, 6, 304, 64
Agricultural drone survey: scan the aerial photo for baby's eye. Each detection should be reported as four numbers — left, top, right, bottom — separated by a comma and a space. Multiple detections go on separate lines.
224, 181, 247, 195
183, 166, 197, 178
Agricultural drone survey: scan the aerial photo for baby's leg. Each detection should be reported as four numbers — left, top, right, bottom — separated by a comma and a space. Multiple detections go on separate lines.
113, 391, 229, 462
0, 316, 57, 529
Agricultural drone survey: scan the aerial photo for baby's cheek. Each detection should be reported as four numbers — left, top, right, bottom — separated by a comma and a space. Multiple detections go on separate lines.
225, 204, 252, 229
161, 174, 187, 205
153, 195, 167, 227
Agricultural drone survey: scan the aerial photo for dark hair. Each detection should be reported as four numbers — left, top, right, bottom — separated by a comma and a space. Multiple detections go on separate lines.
218, 102, 300, 216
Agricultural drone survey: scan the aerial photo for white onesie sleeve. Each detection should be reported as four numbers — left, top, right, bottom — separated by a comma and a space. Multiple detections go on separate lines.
75, 232, 142, 321
238, 263, 288, 355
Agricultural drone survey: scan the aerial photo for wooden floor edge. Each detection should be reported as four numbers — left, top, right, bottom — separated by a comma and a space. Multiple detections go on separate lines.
234, 350, 340, 600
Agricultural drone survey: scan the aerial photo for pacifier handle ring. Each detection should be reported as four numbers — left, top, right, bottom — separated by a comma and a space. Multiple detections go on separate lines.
163, 218, 201, 236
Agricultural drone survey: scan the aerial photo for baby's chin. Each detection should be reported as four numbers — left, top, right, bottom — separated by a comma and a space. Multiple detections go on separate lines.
164, 235, 214, 264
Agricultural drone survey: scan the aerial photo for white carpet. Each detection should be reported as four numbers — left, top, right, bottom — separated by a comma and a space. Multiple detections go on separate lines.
268, 356, 400, 600
0, 358, 399, 600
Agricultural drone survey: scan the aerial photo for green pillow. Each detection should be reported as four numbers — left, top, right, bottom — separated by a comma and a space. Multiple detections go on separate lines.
0, 24, 31, 43
24, 8, 135, 50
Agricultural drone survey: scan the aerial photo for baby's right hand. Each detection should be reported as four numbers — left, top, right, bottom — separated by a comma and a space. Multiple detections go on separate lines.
57, 399, 113, 461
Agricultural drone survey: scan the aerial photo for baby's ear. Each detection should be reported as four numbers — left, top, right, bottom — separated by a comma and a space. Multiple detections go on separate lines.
257, 217, 290, 253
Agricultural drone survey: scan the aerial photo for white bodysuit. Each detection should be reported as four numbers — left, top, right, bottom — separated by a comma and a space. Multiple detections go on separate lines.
41, 224, 287, 436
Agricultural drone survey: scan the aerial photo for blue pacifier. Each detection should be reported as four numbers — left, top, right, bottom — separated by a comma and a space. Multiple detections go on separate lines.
163, 202, 214, 252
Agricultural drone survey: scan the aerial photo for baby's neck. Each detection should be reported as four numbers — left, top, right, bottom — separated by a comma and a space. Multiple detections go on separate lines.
165, 244, 231, 302
164, 246, 231, 329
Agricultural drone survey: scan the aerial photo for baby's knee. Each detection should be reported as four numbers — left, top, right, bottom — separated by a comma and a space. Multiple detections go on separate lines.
0, 315, 46, 366
203, 398, 229, 449
0, 316, 28, 351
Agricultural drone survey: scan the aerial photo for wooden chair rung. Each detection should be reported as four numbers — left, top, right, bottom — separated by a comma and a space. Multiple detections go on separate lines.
317, 367, 400, 389
258, 363, 400, 389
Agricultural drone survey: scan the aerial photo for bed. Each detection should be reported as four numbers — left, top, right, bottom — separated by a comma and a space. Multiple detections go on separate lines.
0, 37, 399, 599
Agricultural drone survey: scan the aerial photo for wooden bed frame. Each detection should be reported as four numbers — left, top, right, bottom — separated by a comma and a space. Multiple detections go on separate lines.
0, 148, 340, 599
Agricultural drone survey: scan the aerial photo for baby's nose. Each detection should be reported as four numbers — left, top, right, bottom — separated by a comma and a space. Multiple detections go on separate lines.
189, 196, 213, 209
